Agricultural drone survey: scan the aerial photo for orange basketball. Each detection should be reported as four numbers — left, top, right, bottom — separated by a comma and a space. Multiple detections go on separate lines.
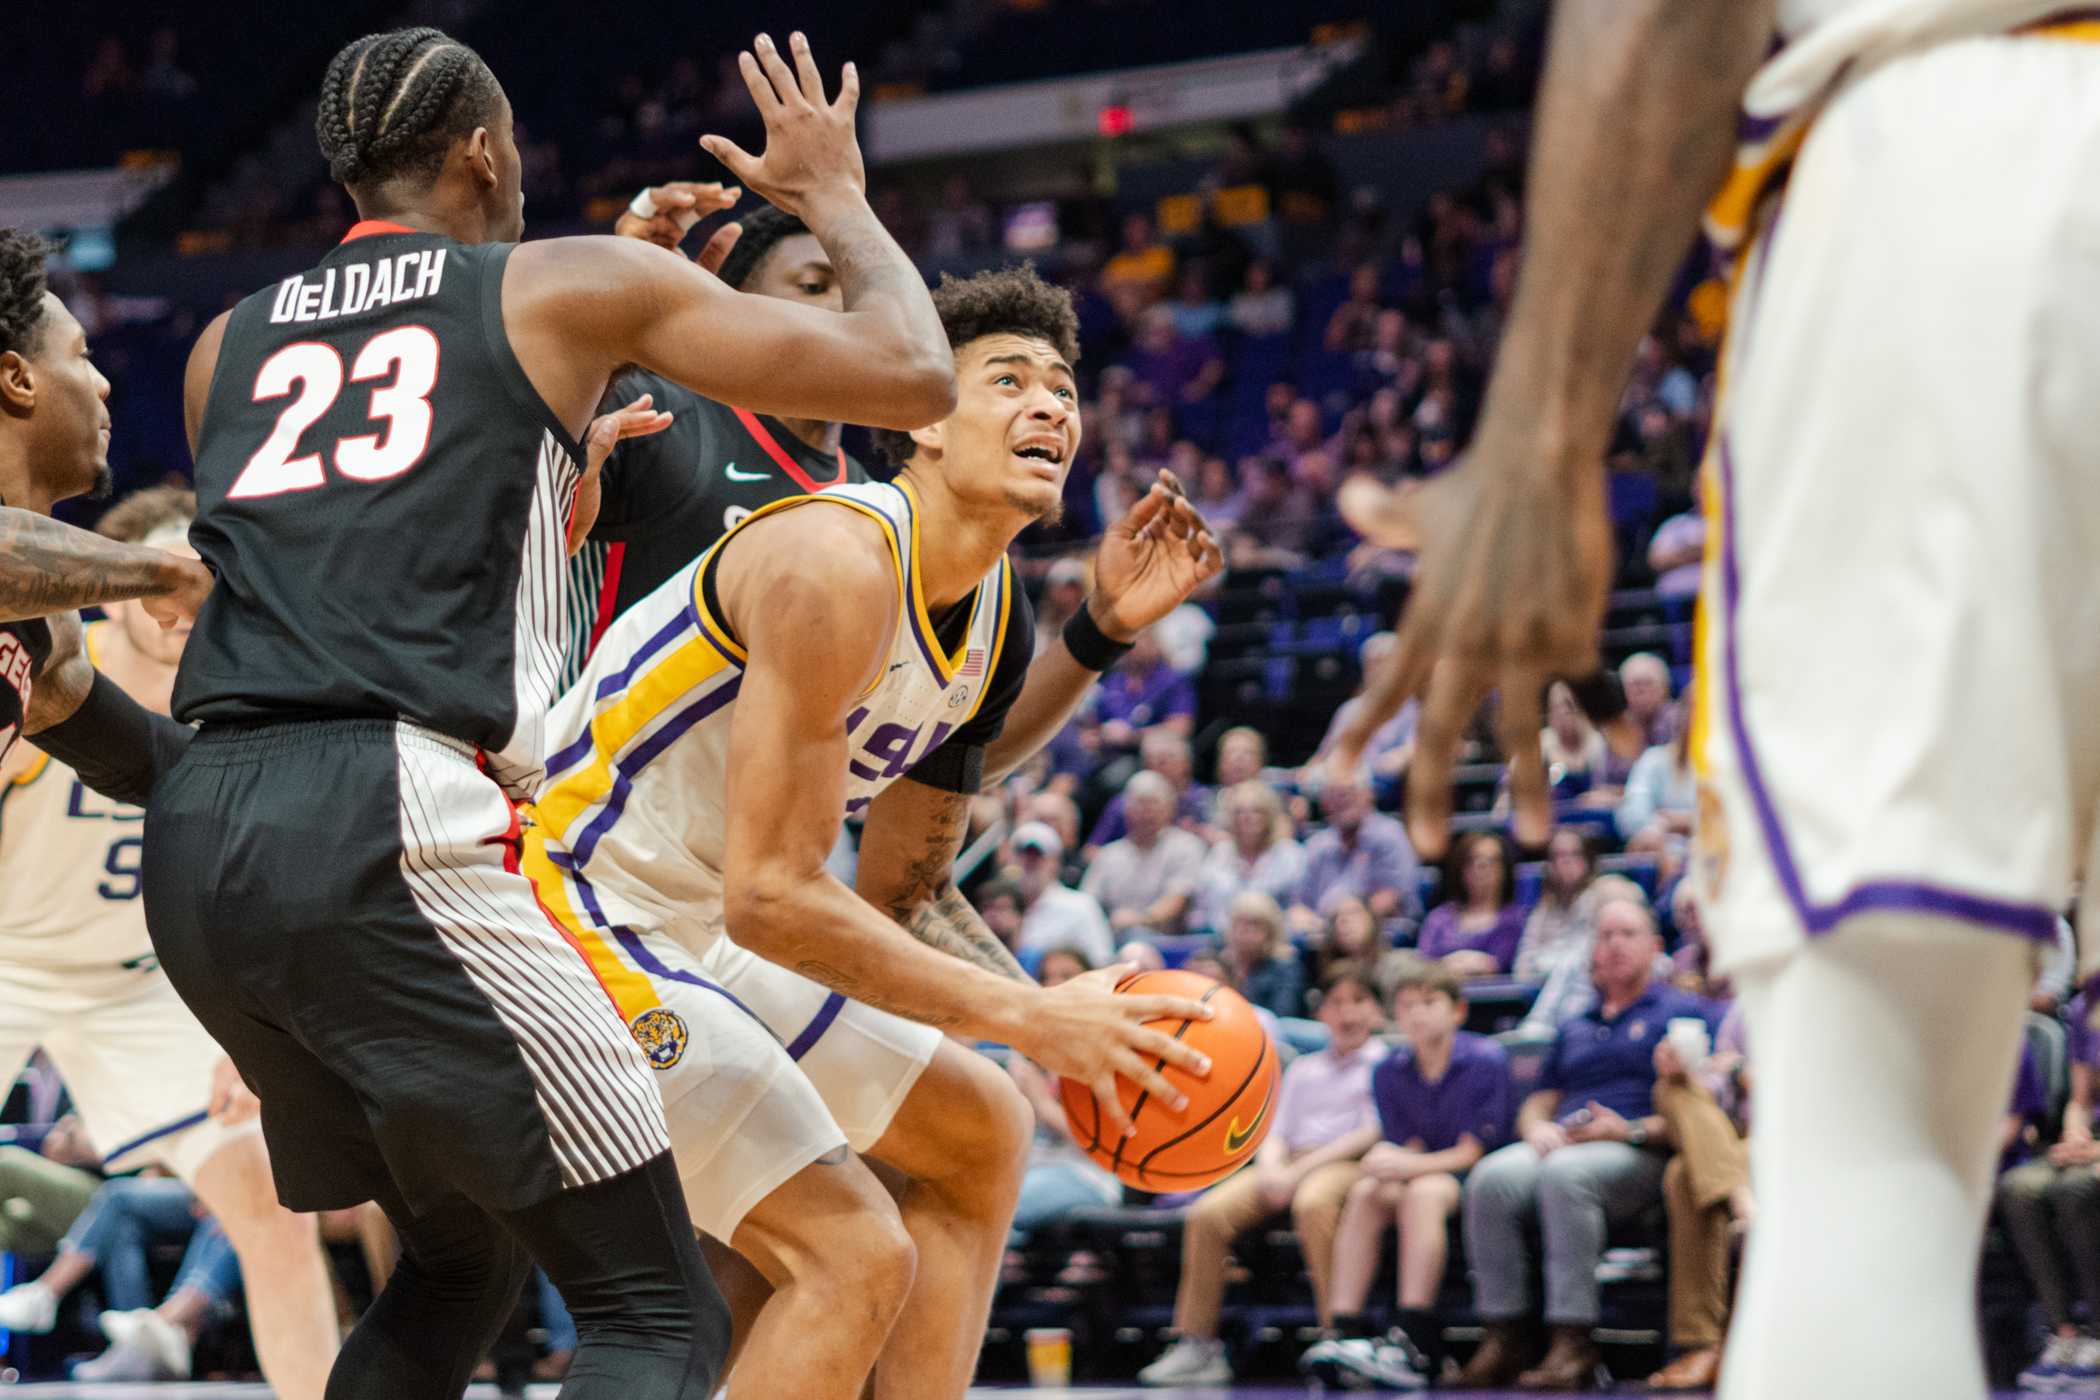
1057, 969, 1281, 1192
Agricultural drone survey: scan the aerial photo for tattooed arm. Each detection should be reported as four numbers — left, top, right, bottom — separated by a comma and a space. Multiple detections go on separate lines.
0, 509, 211, 624
857, 777, 1033, 984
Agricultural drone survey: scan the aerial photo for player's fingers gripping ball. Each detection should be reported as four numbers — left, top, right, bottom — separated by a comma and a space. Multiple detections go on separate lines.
1059, 970, 1280, 1190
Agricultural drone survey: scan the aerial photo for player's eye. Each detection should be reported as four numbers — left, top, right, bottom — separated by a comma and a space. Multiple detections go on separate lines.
995, 374, 1019, 388
1054, 386, 1074, 401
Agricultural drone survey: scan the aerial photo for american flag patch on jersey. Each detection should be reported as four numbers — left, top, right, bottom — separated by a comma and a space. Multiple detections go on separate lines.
959, 649, 985, 679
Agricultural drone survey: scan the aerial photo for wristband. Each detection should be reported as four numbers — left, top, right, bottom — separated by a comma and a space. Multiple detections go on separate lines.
1063, 604, 1134, 673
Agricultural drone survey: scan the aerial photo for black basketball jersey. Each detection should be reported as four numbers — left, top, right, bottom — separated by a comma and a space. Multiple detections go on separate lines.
560, 368, 868, 684
176, 222, 585, 786
0, 616, 51, 764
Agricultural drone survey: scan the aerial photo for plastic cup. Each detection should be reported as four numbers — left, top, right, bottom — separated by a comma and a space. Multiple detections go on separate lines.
1667, 1015, 1711, 1067
1024, 1327, 1073, 1388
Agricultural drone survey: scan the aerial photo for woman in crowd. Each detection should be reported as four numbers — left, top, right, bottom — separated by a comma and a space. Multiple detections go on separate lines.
1415, 833, 1528, 978
1194, 781, 1306, 934
1513, 828, 1600, 983
1539, 680, 1609, 802
1311, 894, 1399, 999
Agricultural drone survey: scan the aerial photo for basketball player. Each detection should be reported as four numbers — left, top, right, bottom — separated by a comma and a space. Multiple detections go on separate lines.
1328, 2, 2099, 1396
62, 26, 958, 1399
0, 487, 337, 1394
529, 264, 1225, 1399
0, 230, 211, 765
594, 188, 1200, 779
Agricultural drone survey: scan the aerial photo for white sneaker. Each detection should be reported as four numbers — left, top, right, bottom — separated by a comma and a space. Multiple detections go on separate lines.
2059, 1336, 2100, 1393
1138, 1336, 1232, 1385
1331, 1333, 1430, 1390
2023, 1334, 2084, 1392
0, 1282, 58, 1335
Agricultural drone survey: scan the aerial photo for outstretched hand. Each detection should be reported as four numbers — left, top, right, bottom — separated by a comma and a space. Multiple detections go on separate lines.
1088, 470, 1224, 643
700, 32, 864, 220
567, 395, 676, 555
1327, 447, 1612, 857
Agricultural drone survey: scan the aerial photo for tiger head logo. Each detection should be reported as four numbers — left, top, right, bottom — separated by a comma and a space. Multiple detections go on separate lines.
629, 1008, 689, 1071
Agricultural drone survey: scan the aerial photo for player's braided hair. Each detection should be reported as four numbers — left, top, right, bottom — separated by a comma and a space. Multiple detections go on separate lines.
0, 229, 53, 360
715, 205, 810, 292
869, 264, 1081, 468
316, 28, 502, 190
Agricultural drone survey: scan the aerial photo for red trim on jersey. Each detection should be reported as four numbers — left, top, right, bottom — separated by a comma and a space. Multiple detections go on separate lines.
731, 406, 847, 492
588, 542, 627, 655
340, 220, 418, 243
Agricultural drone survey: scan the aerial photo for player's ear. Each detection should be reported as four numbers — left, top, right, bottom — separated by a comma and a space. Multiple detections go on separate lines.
466, 127, 497, 190
0, 351, 35, 416
907, 420, 944, 458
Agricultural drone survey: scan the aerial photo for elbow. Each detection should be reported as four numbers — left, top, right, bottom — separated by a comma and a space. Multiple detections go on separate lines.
896, 354, 958, 427
723, 871, 814, 960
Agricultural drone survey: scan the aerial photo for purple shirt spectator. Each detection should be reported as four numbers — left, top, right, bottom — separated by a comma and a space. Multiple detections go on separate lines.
1541, 982, 1714, 1124
2004, 1039, 2049, 1171
2068, 992, 2100, 1071
1096, 661, 1197, 734
1086, 784, 1214, 850
1415, 901, 1530, 973
1295, 811, 1420, 921
1371, 1030, 1511, 1153
1275, 1040, 1385, 1154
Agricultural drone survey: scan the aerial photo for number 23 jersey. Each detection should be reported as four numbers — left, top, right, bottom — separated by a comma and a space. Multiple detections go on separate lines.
0, 624, 152, 977
529, 479, 1032, 955
177, 223, 586, 789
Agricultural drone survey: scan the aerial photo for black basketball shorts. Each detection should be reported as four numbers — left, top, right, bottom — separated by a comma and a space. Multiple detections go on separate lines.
143, 718, 669, 1214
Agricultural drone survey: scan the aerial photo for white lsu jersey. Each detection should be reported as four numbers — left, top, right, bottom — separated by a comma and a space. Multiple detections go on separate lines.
0, 624, 156, 976
1756, 0, 2073, 118
525, 479, 1015, 963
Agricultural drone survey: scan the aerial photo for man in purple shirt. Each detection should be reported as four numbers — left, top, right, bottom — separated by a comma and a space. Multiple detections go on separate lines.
1084, 729, 1213, 855
1090, 630, 1196, 762
2001, 998, 2100, 1391
1289, 775, 1420, 936
1305, 961, 1512, 1389
1458, 894, 1714, 1389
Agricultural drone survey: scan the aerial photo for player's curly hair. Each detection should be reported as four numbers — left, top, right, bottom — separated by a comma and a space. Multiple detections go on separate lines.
870, 264, 1081, 467
316, 28, 502, 190
0, 229, 53, 360
715, 205, 809, 292
96, 486, 197, 544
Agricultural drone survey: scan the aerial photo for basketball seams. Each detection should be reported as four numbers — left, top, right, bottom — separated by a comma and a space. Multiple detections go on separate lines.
1109, 979, 1216, 1176
1135, 1030, 1271, 1183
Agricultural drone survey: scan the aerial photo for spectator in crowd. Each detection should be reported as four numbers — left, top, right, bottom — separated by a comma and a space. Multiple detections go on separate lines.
1308, 633, 1418, 797
1516, 876, 1667, 1037
0, 1114, 100, 1260
1118, 940, 1168, 975
1668, 879, 1716, 993
1194, 780, 1306, 934
1648, 511, 1706, 600
1458, 892, 1714, 1389
1325, 263, 1387, 354
0, 1173, 239, 1381
1126, 306, 1225, 407
1214, 725, 1269, 790
1168, 266, 1223, 339
1289, 775, 1420, 936
2033, 915, 2078, 1017
1190, 454, 1247, 533
1017, 789, 1088, 884
975, 877, 1024, 952
1306, 961, 1512, 1389
1619, 652, 1682, 747
1036, 948, 1093, 990
1035, 557, 1089, 656
1618, 735, 1699, 877
1538, 680, 1611, 804
1008, 823, 1116, 967
1569, 670, 1648, 791
1216, 891, 1309, 1020
1138, 966, 1387, 1386
1087, 730, 1212, 855
1312, 896, 1400, 1000
1092, 631, 1198, 764
1514, 828, 1600, 983
1082, 772, 1209, 937
1416, 832, 1528, 978
1102, 211, 1175, 306
1644, 1003, 1755, 1392
2005, 997, 2100, 1392
1228, 258, 1297, 337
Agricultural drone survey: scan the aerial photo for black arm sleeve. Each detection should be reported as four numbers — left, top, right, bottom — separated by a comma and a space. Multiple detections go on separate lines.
32, 670, 193, 807
904, 582, 1036, 794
